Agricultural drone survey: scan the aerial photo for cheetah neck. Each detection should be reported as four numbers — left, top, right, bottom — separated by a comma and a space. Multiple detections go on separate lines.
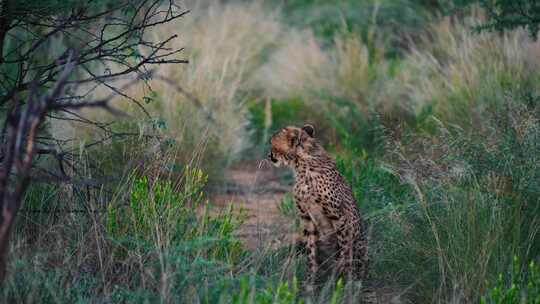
292, 150, 337, 177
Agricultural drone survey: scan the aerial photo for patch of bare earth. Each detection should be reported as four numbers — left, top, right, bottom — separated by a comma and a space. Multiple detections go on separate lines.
209, 161, 296, 250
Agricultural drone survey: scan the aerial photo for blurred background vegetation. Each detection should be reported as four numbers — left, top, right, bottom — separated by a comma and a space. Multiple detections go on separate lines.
2, 0, 540, 303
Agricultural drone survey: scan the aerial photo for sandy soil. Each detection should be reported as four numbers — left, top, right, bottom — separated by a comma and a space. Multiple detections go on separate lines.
209, 161, 297, 250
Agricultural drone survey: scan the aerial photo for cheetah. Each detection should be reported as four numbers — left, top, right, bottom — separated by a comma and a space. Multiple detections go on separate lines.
268, 124, 368, 284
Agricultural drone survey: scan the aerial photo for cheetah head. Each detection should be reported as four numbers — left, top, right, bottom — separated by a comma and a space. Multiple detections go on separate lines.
268, 124, 316, 167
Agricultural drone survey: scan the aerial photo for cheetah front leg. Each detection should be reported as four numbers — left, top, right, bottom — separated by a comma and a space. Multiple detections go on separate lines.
319, 204, 353, 279
332, 216, 356, 280
294, 196, 320, 276
293, 212, 311, 255
294, 194, 322, 290
303, 218, 319, 291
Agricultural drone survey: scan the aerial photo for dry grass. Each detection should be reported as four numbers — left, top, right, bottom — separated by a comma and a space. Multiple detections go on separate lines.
251, 29, 331, 99
379, 13, 540, 125
144, 1, 285, 161
59, 4, 540, 167
252, 27, 387, 112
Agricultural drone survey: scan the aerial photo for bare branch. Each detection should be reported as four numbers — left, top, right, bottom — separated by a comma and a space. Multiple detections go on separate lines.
0, 0, 188, 283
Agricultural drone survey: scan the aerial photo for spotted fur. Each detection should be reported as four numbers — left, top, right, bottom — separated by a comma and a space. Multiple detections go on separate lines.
268, 124, 368, 283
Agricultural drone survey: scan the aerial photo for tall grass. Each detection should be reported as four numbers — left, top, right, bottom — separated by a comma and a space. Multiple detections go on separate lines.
140, 1, 286, 173
379, 14, 540, 128
4, 144, 351, 303
3, 150, 245, 302
368, 99, 540, 302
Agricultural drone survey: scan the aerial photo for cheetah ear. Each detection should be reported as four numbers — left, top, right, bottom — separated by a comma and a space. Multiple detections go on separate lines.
302, 124, 315, 138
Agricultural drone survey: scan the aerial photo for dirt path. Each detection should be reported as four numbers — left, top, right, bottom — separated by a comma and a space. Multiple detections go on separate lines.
210, 161, 296, 250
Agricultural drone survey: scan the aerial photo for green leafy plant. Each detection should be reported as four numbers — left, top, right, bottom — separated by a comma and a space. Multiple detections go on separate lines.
278, 193, 297, 218
247, 97, 325, 149
481, 256, 540, 304
454, 0, 540, 39
232, 276, 303, 304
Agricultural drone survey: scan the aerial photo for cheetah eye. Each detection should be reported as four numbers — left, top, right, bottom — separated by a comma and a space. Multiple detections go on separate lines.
290, 137, 298, 147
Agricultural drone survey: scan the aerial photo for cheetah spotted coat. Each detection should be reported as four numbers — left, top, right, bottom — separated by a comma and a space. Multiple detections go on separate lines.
269, 124, 368, 283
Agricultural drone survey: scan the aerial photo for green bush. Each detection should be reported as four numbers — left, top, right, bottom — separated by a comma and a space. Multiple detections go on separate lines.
106, 167, 247, 301
2, 261, 98, 303
453, 0, 540, 39
279, 0, 435, 56
481, 256, 540, 304
278, 193, 297, 219
231, 276, 303, 304
324, 97, 386, 154
247, 97, 330, 155
3, 166, 249, 303
247, 97, 310, 145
